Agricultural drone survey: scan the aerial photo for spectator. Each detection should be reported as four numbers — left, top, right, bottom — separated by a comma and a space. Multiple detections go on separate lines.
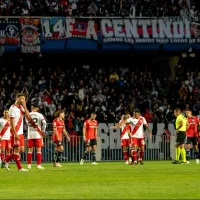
143, 109, 153, 123
0, 0, 200, 17
0, 53, 199, 125
110, 71, 119, 81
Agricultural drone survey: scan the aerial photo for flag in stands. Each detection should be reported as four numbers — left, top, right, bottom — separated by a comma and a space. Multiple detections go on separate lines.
19, 18, 41, 53
0, 19, 20, 45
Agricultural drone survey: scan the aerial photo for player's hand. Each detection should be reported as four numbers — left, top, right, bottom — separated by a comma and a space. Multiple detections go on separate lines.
67, 136, 70, 142
21, 99, 27, 108
14, 134, 19, 140
110, 126, 117, 129
41, 132, 46, 137
175, 130, 179, 134
57, 137, 61, 142
149, 132, 152, 138
83, 136, 86, 141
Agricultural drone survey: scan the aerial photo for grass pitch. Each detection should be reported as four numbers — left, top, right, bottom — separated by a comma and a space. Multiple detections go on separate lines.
0, 161, 199, 199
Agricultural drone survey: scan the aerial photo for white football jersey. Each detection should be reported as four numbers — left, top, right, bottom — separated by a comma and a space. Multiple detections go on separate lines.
9, 104, 25, 135
0, 118, 10, 140
120, 120, 130, 139
26, 112, 46, 139
127, 116, 147, 138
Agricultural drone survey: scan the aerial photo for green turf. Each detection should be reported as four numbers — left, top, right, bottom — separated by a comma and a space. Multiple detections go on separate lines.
0, 161, 199, 199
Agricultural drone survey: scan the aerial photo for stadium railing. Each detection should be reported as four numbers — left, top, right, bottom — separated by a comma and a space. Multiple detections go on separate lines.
20, 122, 196, 163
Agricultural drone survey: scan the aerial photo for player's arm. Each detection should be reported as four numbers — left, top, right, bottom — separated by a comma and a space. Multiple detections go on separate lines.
0, 122, 2, 141
21, 100, 30, 120
95, 123, 98, 138
198, 120, 200, 137
175, 120, 183, 133
9, 107, 18, 140
53, 124, 60, 141
111, 120, 127, 129
127, 126, 132, 139
145, 124, 152, 137
10, 118, 19, 140
41, 117, 47, 137
83, 122, 86, 141
63, 127, 70, 142
143, 117, 152, 137
186, 120, 190, 130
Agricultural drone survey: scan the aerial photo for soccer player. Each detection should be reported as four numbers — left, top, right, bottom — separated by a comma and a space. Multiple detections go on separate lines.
5, 93, 30, 171
112, 109, 152, 165
0, 109, 11, 168
26, 103, 47, 169
185, 109, 199, 164
80, 112, 98, 165
119, 114, 132, 164
52, 110, 70, 167
172, 108, 187, 164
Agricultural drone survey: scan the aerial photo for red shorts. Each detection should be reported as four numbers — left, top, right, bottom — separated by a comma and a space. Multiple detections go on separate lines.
121, 139, 130, 147
0, 140, 11, 150
11, 134, 24, 147
27, 138, 43, 148
131, 138, 145, 147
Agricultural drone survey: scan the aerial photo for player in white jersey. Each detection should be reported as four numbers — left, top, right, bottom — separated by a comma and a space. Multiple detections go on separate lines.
119, 114, 132, 164
0, 109, 11, 167
112, 109, 151, 165
26, 103, 46, 170
5, 93, 30, 171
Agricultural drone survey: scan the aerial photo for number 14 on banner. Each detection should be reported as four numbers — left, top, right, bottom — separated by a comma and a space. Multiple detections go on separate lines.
42, 18, 65, 39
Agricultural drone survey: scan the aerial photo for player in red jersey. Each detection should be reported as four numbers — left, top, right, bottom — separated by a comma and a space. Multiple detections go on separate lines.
185, 109, 199, 164
0, 109, 11, 168
198, 118, 200, 159
4, 93, 30, 171
52, 110, 70, 167
80, 112, 98, 165
119, 114, 132, 164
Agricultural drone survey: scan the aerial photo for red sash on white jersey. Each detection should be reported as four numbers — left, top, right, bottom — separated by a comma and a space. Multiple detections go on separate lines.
131, 117, 143, 136
0, 119, 10, 137
27, 116, 43, 137
121, 125, 131, 139
10, 108, 23, 135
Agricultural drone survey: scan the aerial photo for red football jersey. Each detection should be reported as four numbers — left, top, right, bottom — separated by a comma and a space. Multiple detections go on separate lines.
52, 118, 65, 141
84, 119, 98, 140
186, 116, 199, 137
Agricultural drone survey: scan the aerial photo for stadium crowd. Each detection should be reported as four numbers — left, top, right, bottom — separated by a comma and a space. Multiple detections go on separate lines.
0, 0, 199, 17
0, 53, 199, 133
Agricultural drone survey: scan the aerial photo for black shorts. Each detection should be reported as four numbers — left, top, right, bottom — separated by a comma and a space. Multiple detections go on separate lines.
186, 137, 198, 145
176, 131, 186, 145
85, 139, 97, 147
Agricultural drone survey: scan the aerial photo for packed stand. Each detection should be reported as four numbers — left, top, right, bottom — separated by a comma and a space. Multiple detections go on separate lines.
0, 54, 199, 136
0, 0, 200, 17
